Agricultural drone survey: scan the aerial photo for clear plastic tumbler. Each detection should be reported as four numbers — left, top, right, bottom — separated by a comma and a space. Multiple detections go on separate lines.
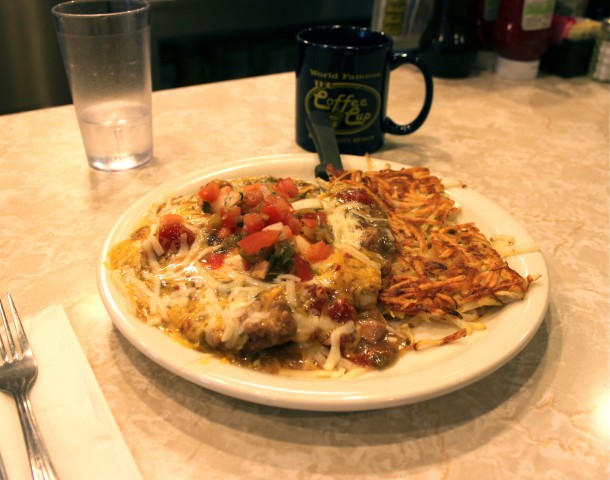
52, 0, 152, 171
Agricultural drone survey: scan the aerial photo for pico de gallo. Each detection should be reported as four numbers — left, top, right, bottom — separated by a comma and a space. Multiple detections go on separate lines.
161, 176, 335, 281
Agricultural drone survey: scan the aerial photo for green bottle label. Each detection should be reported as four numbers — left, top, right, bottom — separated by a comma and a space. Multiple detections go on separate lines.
484, 0, 500, 22
522, 0, 555, 31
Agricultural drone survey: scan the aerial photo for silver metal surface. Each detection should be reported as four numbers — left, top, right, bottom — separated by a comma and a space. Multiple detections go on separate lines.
0, 294, 59, 480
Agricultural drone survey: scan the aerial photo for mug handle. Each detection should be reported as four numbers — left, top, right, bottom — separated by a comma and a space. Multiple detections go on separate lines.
382, 52, 434, 135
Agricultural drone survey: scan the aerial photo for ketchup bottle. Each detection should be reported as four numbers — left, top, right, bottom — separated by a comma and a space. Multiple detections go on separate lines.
493, 0, 556, 79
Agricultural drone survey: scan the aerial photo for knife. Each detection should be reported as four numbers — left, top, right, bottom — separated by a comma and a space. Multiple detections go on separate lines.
305, 110, 344, 181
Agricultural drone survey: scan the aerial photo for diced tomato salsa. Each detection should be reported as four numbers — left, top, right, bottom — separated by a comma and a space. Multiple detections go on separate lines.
182, 177, 335, 280
273, 177, 299, 198
262, 195, 292, 224
242, 187, 264, 209
304, 241, 333, 263
198, 181, 221, 202
157, 214, 195, 252
237, 230, 280, 256
220, 206, 241, 229
203, 252, 226, 269
242, 213, 266, 233
292, 253, 313, 281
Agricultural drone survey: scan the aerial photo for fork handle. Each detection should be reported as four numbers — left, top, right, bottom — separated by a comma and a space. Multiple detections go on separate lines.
14, 390, 59, 480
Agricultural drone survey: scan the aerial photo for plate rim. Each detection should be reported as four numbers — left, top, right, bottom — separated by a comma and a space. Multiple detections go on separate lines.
97, 153, 550, 411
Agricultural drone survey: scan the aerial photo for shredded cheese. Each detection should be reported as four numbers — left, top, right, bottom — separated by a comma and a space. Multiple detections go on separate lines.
324, 322, 356, 371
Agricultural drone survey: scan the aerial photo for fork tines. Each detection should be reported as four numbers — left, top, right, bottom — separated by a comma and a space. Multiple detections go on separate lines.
0, 293, 29, 361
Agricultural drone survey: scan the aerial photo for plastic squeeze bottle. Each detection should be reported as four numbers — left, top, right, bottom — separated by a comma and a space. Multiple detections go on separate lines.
493, 0, 557, 79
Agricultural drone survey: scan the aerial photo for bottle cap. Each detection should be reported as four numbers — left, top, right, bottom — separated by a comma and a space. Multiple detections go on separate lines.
496, 57, 540, 80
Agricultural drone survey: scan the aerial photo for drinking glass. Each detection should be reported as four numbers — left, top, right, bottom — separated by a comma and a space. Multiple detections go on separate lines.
52, 0, 152, 171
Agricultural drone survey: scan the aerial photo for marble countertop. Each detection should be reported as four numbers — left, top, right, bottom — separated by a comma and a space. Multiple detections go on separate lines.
0, 69, 608, 479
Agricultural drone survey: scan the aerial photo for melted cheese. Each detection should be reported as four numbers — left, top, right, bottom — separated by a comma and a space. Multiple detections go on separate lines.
324, 322, 355, 371
107, 174, 394, 374
325, 202, 365, 248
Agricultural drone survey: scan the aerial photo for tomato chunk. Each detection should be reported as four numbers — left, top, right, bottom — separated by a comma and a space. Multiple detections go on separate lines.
217, 227, 232, 239
242, 213, 266, 233
198, 181, 221, 202
300, 211, 328, 228
301, 216, 318, 229
242, 187, 264, 209
157, 214, 195, 252
274, 177, 299, 199
238, 230, 280, 256
220, 205, 241, 229
292, 253, 313, 281
203, 252, 226, 269
304, 241, 332, 263
285, 214, 303, 235
262, 195, 293, 224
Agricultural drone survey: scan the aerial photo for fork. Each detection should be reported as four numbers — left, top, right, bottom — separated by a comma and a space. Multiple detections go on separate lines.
0, 451, 7, 480
0, 294, 59, 480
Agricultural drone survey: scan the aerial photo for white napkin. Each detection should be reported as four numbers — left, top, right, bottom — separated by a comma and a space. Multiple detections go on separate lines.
0, 304, 142, 480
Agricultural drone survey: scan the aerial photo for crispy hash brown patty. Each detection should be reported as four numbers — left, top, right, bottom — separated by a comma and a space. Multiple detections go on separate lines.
106, 168, 535, 376
333, 168, 533, 331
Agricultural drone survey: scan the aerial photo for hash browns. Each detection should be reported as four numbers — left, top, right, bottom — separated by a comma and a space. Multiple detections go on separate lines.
329, 167, 534, 327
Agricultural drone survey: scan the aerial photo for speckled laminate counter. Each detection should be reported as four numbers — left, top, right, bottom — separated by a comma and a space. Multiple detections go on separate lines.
0, 69, 608, 479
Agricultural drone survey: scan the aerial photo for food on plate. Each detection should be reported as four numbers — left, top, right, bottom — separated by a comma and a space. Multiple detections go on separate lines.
106, 167, 536, 376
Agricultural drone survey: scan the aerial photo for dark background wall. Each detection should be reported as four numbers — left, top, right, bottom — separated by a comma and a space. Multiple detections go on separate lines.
0, 0, 374, 115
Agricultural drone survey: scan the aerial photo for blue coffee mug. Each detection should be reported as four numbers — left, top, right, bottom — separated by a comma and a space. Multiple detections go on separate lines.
296, 25, 434, 156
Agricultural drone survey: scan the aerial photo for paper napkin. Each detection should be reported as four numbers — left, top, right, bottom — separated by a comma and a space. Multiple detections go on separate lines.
0, 304, 142, 480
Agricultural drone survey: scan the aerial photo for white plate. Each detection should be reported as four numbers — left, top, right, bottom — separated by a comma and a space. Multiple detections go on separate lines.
97, 154, 549, 411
